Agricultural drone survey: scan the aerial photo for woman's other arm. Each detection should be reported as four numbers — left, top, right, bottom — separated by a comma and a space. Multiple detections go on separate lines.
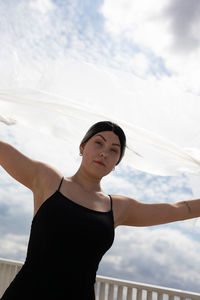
117, 195, 200, 227
0, 140, 40, 191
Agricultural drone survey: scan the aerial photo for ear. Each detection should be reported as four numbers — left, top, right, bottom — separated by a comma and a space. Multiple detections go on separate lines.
79, 142, 86, 155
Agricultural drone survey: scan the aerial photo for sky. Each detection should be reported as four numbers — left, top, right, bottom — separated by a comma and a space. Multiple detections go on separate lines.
1, 0, 200, 294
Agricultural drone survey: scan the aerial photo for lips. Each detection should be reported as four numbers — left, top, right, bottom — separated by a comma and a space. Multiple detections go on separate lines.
94, 160, 105, 166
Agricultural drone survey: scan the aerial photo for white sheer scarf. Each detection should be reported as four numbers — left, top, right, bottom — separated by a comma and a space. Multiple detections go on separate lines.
0, 60, 200, 180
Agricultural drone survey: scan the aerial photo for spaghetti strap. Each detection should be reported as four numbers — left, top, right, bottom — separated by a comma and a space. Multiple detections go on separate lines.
108, 194, 113, 211
57, 176, 64, 191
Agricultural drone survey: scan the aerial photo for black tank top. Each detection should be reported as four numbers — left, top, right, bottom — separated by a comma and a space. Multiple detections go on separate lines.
1, 177, 115, 300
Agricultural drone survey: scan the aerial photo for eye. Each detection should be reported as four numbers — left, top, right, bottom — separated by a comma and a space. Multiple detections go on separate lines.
95, 141, 102, 145
111, 148, 118, 153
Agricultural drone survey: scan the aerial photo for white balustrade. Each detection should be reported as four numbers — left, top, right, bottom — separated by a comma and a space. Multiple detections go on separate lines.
95, 276, 200, 300
0, 258, 200, 300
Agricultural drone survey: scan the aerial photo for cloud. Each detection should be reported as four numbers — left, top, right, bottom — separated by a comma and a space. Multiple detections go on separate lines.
101, 0, 200, 54
0, 233, 28, 261
1, 0, 200, 93
101, 0, 169, 51
29, 0, 55, 15
99, 226, 200, 292
165, 0, 200, 53
101, 0, 200, 93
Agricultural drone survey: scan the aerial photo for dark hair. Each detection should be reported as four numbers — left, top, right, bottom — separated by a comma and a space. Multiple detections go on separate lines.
80, 121, 126, 165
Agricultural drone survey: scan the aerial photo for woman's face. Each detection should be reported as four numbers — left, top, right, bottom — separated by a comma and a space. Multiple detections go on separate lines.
80, 131, 121, 178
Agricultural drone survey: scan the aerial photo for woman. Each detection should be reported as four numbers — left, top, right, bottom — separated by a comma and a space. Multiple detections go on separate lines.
0, 120, 199, 299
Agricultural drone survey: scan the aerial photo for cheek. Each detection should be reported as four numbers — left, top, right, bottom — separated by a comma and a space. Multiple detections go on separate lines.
82, 148, 95, 163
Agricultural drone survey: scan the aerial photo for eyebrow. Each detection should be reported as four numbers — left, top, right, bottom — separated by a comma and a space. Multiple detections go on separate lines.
95, 134, 121, 147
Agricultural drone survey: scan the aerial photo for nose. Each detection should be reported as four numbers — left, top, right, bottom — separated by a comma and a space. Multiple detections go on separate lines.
99, 150, 107, 158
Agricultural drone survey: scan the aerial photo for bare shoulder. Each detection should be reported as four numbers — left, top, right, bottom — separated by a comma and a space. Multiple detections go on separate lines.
33, 161, 63, 215
110, 194, 137, 228
34, 161, 62, 191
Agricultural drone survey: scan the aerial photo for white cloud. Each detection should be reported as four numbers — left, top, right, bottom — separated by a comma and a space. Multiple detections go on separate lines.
101, 0, 200, 93
29, 0, 55, 14
165, 0, 200, 53
1, 0, 200, 94
0, 234, 28, 261
99, 226, 200, 292
101, 0, 170, 54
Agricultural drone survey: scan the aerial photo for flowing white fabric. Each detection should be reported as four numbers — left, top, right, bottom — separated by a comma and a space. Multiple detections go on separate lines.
0, 60, 200, 178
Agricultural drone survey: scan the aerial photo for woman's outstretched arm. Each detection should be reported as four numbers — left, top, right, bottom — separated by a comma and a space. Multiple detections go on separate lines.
117, 195, 200, 227
0, 140, 40, 191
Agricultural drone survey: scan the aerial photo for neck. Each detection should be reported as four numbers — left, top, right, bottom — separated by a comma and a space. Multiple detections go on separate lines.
71, 167, 102, 193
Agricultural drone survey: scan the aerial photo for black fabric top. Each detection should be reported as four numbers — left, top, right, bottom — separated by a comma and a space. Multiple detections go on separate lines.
1, 177, 115, 300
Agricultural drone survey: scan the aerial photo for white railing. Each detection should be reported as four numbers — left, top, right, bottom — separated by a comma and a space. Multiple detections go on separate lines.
0, 258, 200, 300
95, 276, 200, 300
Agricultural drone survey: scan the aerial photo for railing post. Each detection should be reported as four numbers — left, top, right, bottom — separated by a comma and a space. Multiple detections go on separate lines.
117, 285, 123, 300
157, 292, 163, 300
137, 289, 143, 300
127, 287, 133, 300
99, 282, 106, 300
108, 283, 114, 300
146, 290, 152, 300
94, 281, 98, 297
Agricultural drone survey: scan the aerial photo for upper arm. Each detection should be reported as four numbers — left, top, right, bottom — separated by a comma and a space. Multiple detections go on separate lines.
0, 140, 41, 191
118, 196, 182, 227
